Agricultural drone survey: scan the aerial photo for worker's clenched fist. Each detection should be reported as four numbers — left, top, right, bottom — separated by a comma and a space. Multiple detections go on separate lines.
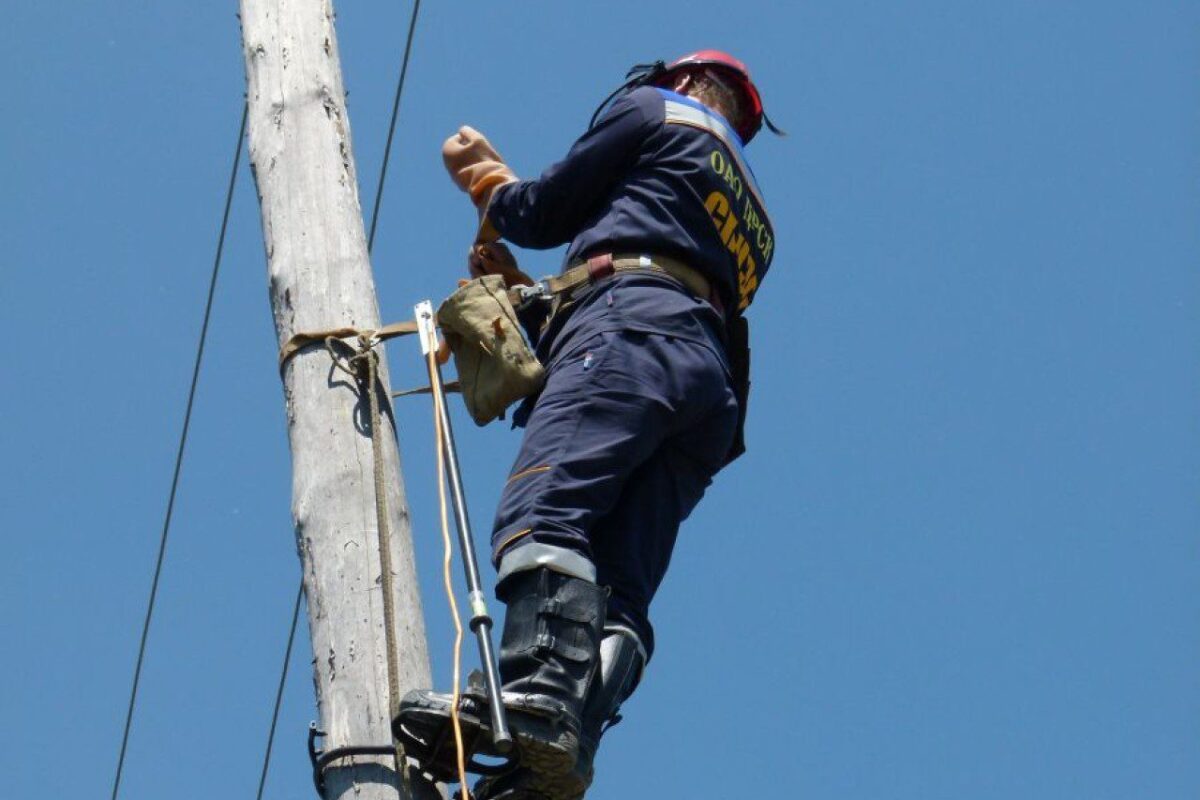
468, 243, 533, 288
442, 126, 518, 207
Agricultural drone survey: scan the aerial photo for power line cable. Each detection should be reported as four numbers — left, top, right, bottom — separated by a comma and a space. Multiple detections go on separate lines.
367, 0, 423, 252
255, 581, 304, 800
254, 2, 424, 792
111, 101, 248, 800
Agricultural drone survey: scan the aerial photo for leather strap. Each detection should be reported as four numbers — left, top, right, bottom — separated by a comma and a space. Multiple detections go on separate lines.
548, 252, 711, 300
278, 319, 420, 371
281, 254, 713, 371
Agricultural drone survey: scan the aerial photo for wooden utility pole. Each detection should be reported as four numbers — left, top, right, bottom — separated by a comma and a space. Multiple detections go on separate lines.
239, 2, 436, 798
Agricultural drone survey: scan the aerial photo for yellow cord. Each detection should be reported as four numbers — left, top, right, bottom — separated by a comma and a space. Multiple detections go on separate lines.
427, 329, 471, 798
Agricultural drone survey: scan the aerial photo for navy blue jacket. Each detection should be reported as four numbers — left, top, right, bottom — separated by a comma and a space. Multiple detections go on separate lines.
488, 87, 775, 318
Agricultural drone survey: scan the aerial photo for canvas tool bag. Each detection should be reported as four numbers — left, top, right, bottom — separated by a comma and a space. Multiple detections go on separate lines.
437, 274, 545, 426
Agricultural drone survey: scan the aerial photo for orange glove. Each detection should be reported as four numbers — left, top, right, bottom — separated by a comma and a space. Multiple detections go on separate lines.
468, 243, 533, 288
443, 126, 517, 242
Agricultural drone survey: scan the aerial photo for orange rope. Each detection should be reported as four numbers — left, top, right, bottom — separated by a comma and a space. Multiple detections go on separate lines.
426, 329, 471, 797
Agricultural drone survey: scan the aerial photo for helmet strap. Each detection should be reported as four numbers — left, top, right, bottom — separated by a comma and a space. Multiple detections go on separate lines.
762, 111, 787, 137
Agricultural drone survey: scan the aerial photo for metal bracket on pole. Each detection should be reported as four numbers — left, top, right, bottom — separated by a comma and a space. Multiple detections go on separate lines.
307, 724, 395, 796
415, 301, 436, 356
414, 301, 513, 754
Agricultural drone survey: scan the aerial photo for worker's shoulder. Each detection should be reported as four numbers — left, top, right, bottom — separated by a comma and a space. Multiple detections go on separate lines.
630, 87, 744, 153
624, 84, 666, 106
608, 85, 668, 123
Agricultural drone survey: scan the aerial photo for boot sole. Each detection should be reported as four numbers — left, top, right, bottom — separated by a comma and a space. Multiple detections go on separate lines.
510, 714, 578, 777
471, 764, 590, 800
523, 767, 589, 800
395, 693, 579, 781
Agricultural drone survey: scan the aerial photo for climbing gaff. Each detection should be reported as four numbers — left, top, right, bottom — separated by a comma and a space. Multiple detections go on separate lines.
414, 301, 514, 755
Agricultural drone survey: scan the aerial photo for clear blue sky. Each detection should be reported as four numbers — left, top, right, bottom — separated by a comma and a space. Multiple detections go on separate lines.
3, 2, 1197, 799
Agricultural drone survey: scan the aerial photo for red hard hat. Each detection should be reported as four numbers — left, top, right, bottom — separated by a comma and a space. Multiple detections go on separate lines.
654, 49, 765, 143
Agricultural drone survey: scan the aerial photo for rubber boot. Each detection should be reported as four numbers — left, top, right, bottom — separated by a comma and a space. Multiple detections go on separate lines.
570, 628, 644, 792
495, 568, 608, 774
471, 627, 644, 800
395, 567, 606, 783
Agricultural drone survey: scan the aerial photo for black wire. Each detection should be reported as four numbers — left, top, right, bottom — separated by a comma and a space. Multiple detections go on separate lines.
255, 581, 305, 800
253, 3, 425, 794
110, 101, 248, 800
367, 0, 423, 253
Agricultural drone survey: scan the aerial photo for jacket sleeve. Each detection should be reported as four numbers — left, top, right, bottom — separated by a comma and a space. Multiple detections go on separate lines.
485, 90, 654, 249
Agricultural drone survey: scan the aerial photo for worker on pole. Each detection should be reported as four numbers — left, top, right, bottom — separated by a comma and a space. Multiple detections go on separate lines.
398, 50, 778, 800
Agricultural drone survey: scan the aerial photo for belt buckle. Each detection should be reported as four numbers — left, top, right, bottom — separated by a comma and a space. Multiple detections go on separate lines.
513, 280, 552, 311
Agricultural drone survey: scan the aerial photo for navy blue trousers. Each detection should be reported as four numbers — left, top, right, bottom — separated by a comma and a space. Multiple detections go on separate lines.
490, 276, 738, 659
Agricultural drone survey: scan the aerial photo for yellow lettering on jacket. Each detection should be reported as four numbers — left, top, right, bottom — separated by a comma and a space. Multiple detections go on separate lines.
705, 190, 759, 310
705, 190, 731, 227
741, 195, 774, 264
709, 150, 743, 201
